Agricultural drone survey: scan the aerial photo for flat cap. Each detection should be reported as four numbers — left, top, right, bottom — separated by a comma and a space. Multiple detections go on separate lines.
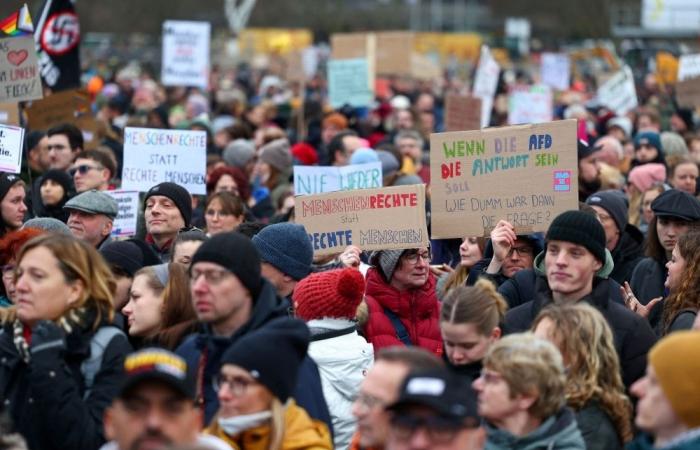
651, 189, 700, 222
64, 189, 118, 219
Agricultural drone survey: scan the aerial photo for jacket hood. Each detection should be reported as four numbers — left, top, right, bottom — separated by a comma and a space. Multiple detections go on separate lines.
533, 248, 614, 279
485, 407, 585, 450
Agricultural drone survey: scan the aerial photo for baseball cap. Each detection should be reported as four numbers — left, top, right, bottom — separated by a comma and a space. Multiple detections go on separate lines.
118, 348, 195, 400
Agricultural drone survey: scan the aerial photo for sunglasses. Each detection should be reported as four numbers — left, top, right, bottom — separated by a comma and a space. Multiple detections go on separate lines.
69, 164, 103, 177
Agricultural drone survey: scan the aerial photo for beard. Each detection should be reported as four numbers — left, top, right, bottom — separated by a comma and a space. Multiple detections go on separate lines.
579, 177, 602, 200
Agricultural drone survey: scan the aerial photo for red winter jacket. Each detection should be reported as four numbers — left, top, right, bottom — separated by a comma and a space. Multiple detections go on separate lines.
362, 268, 443, 356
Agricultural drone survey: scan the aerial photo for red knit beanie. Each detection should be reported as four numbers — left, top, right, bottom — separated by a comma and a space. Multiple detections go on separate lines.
293, 268, 365, 321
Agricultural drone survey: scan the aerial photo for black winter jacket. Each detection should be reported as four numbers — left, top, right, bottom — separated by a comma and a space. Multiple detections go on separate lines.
609, 225, 644, 285
629, 257, 666, 329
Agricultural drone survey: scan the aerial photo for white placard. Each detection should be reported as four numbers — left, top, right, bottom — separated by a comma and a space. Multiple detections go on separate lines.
328, 58, 373, 108
540, 53, 570, 91
0, 124, 24, 174
106, 190, 139, 238
122, 127, 207, 195
678, 53, 700, 81
161, 20, 211, 89
294, 162, 383, 195
642, 0, 700, 30
596, 66, 638, 116
472, 46, 500, 129
508, 84, 553, 125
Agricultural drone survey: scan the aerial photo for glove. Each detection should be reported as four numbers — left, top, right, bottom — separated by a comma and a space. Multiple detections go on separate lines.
30, 320, 66, 359
252, 186, 270, 203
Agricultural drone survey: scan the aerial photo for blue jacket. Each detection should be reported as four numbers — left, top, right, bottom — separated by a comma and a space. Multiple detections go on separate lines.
175, 279, 333, 434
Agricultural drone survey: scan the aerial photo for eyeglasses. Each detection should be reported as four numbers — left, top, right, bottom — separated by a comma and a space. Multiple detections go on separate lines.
507, 246, 534, 257
213, 374, 256, 395
390, 413, 467, 444
190, 268, 231, 285
1, 264, 14, 280
205, 209, 233, 218
478, 369, 504, 384
403, 250, 432, 265
353, 391, 386, 411
68, 164, 103, 177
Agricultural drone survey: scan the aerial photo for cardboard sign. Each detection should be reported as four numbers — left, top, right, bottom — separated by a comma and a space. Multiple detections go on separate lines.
675, 77, 700, 108
429, 119, 579, 238
327, 58, 373, 108
508, 85, 553, 125
295, 184, 429, 256
122, 127, 207, 195
0, 36, 42, 103
331, 33, 368, 60
0, 103, 19, 126
472, 46, 500, 129
678, 53, 700, 81
0, 124, 24, 173
25, 88, 91, 130
540, 53, 570, 91
105, 190, 139, 238
375, 31, 414, 76
294, 162, 383, 195
445, 95, 482, 132
161, 20, 210, 89
596, 66, 638, 116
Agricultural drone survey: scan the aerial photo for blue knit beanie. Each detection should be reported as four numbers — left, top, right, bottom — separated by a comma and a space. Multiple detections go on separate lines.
252, 223, 313, 281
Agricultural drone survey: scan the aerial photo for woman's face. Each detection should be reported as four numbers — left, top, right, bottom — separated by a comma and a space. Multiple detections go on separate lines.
642, 190, 661, 224
215, 174, 239, 196
441, 322, 498, 366
459, 237, 482, 268
253, 161, 271, 185
122, 274, 163, 337
656, 217, 690, 252
635, 145, 659, 163
205, 198, 243, 235
40, 179, 65, 206
665, 244, 686, 292
670, 162, 699, 195
1, 259, 16, 303
15, 246, 83, 327
217, 364, 274, 417
173, 241, 203, 268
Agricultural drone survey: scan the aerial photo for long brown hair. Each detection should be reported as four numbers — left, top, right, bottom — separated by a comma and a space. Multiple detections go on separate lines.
662, 232, 700, 334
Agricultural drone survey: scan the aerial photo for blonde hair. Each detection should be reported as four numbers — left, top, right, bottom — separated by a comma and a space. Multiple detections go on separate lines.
438, 237, 486, 298
532, 303, 633, 443
441, 278, 507, 335
484, 333, 566, 420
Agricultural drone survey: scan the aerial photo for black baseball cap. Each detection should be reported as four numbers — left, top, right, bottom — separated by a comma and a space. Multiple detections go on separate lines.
651, 189, 700, 222
118, 348, 195, 400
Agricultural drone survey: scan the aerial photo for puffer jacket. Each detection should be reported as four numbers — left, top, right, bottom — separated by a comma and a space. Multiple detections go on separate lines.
307, 319, 373, 450
363, 268, 443, 356
0, 314, 132, 450
205, 400, 333, 450
484, 407, 586, 450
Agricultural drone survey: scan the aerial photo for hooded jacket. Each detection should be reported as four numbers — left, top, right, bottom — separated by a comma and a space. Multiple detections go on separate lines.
504, 253, 657, 388
362, 268, 443, 356
175, 279, 332, 432
307, 319, 373, 450
484, 407, 586, 450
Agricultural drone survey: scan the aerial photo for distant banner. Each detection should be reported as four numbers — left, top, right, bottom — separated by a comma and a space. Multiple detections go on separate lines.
327, 58, 373, 108
294, 162, 382, 195
445, 94, 481, 132
105, 190, 139, 238
508, 84, 553, 125
540, 52, 570, 91
34, 0, 81, 91
430, 119, 579, 238
596, 66, 638, 116
0, 36, 43, 103
295, 184, 429, 256
161, 20, 210, 89
472, 46, 500, 129
122, 127, 207, 195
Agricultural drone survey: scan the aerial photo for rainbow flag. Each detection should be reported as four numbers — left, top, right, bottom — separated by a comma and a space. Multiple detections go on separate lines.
0, 4, 33, 37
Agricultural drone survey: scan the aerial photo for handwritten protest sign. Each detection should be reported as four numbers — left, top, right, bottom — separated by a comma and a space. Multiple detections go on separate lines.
295, 184, 429, 256
675, 77, 700, 108
122, 127, 206, 195
0, 103, 19, 126
472, 46, 500, 129
445, 95, 482, 132
0, 124, 24, 173
678, 54, 700, 81
294, 162, 382, 195
596, 66, 638, 116
25, 89, 91, 130
106, 190, 139, 238
161, 21, 210, 89
0, 36, 42, 103
430, 119, 579, 238
540, 53, 570, 91
508, 85, 553, 125
328, 58, 373, 108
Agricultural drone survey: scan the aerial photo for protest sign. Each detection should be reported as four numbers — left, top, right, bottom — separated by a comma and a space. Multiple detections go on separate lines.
430, 119, 579, 238
331, 33, 368, 60
327, 58, 373, 108
540, 53, 570, 91
25, 88, 91, 130
375, 31, 414, 76
0, 124, 24, 173
508, 85, 553, 125
678, 53, 700, 81
445, 95, 481, 132
294, 162, 383, 195
161, 20, 210, 89
596, 66, 638, 116
0, 35, 42, 103
0, 103, 19, 126
675, 77, 700, 108
105, 190, 139, 238
295, 184, 429, 256
472, 46, 500, 129
121, 127, 207, 195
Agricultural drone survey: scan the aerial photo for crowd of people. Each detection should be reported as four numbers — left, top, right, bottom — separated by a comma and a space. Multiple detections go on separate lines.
0, 39, 700, 450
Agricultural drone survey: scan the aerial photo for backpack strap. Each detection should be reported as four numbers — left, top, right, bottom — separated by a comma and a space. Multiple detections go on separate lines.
383, 307, 413, 346
81, 326, 123, 401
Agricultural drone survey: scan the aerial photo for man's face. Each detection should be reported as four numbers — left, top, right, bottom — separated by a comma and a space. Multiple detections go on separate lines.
47, 134, 77, 171
190, 261, 252, 329
261, 262, 295, 298
336, 135, 363, 165
395, 110, 414, 130
386, 406, 484, 450
630, 365, 683, 438
145, 195, 185, 239
71, 157, 109, 192
104, 381, 200, 450
36, 135, 51, 170
391, 248, 430, 291
635, 144, 659, 163
501, 238, 535, 278
67, 210, 112, 247
351, 360, 410, 448
579, 153, 601, 184
544, 240, 601, 301
591, 205, 620, 251
397, 138, 422, 162
0, 184, 26, 230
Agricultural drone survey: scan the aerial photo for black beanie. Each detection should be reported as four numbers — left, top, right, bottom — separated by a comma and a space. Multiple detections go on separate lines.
0, 173, 23, 201
585, 190, 628, 235
220, 317, 310, 402
144, 182, 192, 227
100, 240, 146, 278
190, 232, 262, 298
41, 169, 74, 196
546, 210, 606, 263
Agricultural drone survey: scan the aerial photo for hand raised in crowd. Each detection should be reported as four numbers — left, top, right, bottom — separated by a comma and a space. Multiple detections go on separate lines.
339, 245, 362, 268
621, 281, 663, 319
490, 220, 518, 263
429, 263, 453, 277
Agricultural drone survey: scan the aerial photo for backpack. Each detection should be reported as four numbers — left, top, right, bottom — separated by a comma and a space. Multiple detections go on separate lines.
80, 326, 124, 400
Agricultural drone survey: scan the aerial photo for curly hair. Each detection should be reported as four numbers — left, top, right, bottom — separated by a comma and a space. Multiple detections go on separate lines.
532, 303, 633, 443
662, 231, 700, 333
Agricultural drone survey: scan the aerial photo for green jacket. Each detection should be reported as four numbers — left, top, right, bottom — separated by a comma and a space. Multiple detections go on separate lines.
484, 408, 586, 450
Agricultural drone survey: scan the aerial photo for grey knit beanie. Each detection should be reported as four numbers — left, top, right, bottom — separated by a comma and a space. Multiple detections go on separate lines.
259, 138, 292, 172
223, 139, 256, 169
371, 249, 406, 281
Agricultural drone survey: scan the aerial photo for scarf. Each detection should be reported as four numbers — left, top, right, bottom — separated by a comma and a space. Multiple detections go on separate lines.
218, 411, 273, 436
